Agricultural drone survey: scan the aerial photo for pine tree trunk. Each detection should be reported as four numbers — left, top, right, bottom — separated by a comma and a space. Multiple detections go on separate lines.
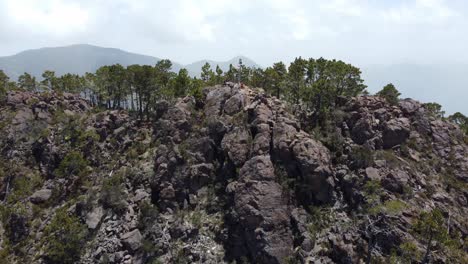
422, 231, 433, 264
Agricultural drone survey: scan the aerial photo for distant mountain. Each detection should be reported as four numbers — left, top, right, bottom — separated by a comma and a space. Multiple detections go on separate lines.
0, 44, 183, 80
362, 63, 468, 115
1, 44, 466, 115
0, 45, 259, 81
185, 56, 261, 77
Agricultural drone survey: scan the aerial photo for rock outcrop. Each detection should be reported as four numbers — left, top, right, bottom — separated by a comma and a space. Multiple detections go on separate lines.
0, 85, 467, 264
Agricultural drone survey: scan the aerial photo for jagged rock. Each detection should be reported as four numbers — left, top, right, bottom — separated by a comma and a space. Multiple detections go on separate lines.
399, 99, 421, 115
121, 229, 143, 252
189, 163, 214, 191
132, 189, 150, 203
221, 127, 251, 166
272, 122, 297, 161
290, 208, 314, 252
86, 206, 104, 230
12, 108, 34, 125
205, 85, 232, 117
365, 167, 381, 180
382, 170, 410, 193
382, 118, 410, 148
252, 123, 271, 156
7, 213, 29, 244
351, 116, 375, 145
233, 155, 293, 263
224, 92, 247, 115
29, 189, 52, 204
291, 137, 334, 203
2, 85, 468, 264
7, 91, 31, 106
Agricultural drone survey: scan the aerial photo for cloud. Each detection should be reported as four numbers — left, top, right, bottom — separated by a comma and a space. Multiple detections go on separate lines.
382, 0, 459, 25
4, 0, 90, 35
0, 0, 467, 66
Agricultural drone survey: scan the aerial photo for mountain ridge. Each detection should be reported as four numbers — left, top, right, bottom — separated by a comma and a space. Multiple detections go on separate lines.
0, 44, 183, 80
1, 44, 467, 114
0, 83, 466, 263
0, 44, 259, 80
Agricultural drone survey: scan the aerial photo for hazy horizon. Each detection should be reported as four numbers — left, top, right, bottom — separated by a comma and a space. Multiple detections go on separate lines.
1, 0, 467, 114
1, 0, 468, 66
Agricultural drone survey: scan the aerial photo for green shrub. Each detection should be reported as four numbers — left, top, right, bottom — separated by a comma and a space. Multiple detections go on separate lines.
100, 173, 127, 214
412, 208, 448, 262
8, 173, 43, 202
375, 150, 401, 168
189, 210, 203, 229
54, 151, 88, 178
77, 129, 100, 146
442, 172, 467, 192
306, 205, 334, 239
126, 141, 148, 161
349, 146, 374, 170
138, 201, 158, 230
362, 180, 385, 214
127, 148, 139, 160
42, 208, 87, 264
424, 102, 445, 118
142, 239, 159, 256
369, 199, 407, 216
275, 164, 295, 196
399, 241, 422, 263
376, 83, 400, 105
383, 200, 407, 215
0, 203, 30, 246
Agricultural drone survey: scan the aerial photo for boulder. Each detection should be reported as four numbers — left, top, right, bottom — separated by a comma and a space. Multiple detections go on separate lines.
272, 122, 297, 161
121, 229, 143, 252
399, 99, 421, 115
224, 93, 247, 115
382, 118, 410, 149
132, 189, 150, 203
85, 206, 104, 230
365, 167, 381, 181
382, 170, 410, 193
221, 127, 251, 166
351, 117, 375, 145
30, 189, 52, 204
291, 138, 334, 203
189, 163, 214, 191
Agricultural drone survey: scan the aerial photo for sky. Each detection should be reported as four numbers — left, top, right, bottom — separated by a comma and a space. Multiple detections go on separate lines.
0, 0, 467, 114
0, 0, 467, 66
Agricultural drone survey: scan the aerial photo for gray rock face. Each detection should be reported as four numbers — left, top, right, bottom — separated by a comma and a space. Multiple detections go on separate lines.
85, 206, 104, 230
29, 189, 52, 204
345, 96, 413, 150
291, 137, 334, 203
365, 167, 381, 181
382, 118, 410, 149
382, 170, 410, 193
399, 99, 421, 115
351, 115, 375, 145
233, 155, 293, 263
221, 127, 251, 167
149, 84, 337, 263
224, 92, 248, 115
121, 229, 143, 252
2, 84, 468, 264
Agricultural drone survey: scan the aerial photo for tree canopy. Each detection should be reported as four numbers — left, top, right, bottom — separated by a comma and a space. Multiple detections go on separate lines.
377, 83, 400, 105
3, 56, 465, 132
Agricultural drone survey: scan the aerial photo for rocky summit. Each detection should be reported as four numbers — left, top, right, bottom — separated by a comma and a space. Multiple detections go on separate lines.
0, 83, 467, 264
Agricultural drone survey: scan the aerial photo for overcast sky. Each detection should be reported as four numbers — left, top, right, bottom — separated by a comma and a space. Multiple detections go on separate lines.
1, 0, 467, 66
